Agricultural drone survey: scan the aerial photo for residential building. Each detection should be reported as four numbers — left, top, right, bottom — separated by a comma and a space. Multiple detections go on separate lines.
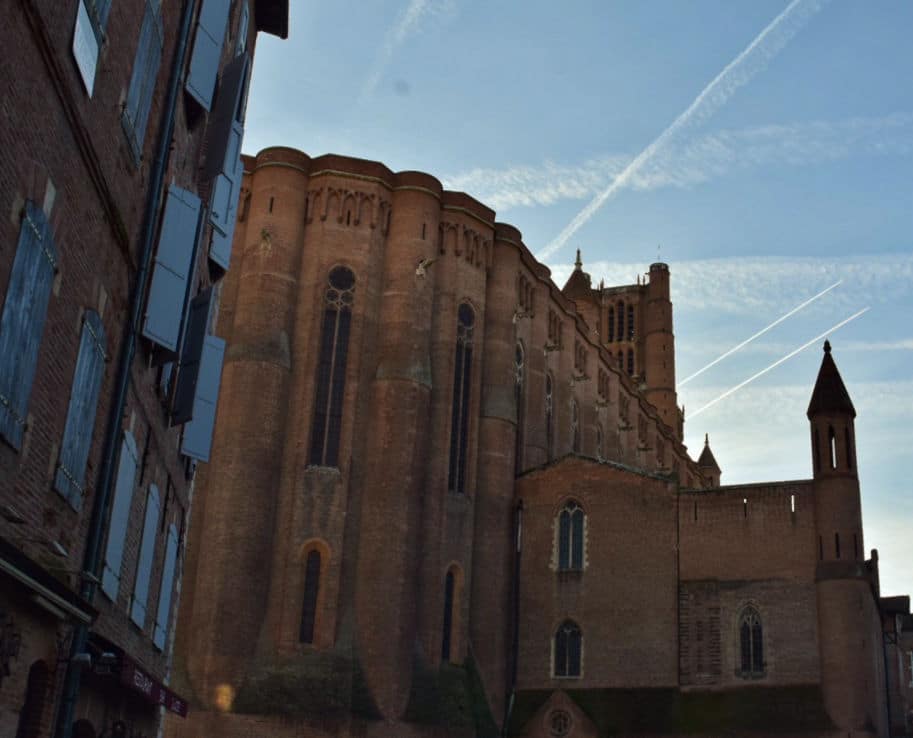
0, 2, 287, 736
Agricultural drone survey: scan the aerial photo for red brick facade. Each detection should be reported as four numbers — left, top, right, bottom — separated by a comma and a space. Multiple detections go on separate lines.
168, 147, 912, 738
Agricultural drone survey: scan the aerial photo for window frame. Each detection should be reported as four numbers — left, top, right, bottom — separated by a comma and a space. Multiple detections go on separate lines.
552, 620, 583, 678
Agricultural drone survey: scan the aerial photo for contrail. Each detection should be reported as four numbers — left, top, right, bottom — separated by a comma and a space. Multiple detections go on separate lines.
689, 307, 870, 418
536, 0, 830, 261
680, 280, 842, 385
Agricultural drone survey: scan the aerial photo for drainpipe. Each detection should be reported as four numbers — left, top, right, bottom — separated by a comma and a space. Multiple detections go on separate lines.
502, 499, 523, 737
54, 1, 197, 735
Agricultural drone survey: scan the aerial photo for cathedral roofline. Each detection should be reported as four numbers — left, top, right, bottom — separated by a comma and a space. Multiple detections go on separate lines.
517, 453, 675, 484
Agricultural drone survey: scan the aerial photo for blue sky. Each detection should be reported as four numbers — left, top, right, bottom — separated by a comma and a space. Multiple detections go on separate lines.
245, 1, 912, 596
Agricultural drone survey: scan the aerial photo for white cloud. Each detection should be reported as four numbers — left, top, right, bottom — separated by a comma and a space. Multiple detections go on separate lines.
546, 253, 913, 316
441, 113, 913, 212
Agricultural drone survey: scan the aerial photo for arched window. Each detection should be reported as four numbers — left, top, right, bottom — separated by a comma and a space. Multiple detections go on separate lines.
558, 501, 584, 571
442, 570, 456, 661
595, 424, 604, 461
627, 349, 634, 376
844, 426, 853, 470
812, 428, 821, 473
738, 607, 763, 677
617, 301, 624, 340
571, 400, 580, 453
545, 373, 554, 461
554, 620, 582, 677
299, 549, 321, 644
448, 304, 475, 493
15, 661, 49, 738
627, 304, 635, 340
607, 307, 615, 342
828, 425, 836, 469
515, 343, 525, 476
309, 266, 355, 467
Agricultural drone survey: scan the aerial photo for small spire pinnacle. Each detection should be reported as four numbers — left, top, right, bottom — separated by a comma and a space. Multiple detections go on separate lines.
574, 248, 582, 271
823, 339, 831, 354
704, 433, 709, 446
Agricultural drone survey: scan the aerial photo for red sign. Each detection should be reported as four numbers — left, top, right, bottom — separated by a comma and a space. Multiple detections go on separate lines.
120, 659, 188, 717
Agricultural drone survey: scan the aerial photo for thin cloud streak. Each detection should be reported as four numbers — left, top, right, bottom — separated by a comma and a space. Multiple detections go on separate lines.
680, 280, 842, 385
537, 0, 831, 260
444, 113, 913, 211
361, 0, 451, 100
690, 307, 871, 418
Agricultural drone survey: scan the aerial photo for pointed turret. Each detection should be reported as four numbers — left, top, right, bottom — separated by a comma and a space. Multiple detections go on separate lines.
807, 340, 856, 419
561, 248, 592, 298
807, 341, 857, 477
697, 433, 721, 487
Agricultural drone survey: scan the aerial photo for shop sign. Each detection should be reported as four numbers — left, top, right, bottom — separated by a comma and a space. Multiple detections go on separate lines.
119, 659, 188, 717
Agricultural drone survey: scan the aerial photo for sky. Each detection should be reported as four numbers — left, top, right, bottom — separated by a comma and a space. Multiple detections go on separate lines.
245, 1, 912, 597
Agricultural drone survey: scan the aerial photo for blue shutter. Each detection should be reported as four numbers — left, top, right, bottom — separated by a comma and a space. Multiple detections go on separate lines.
131, 484, 161, 628
186, 0, 231, 110
180, 335, 225, 462
153, 523, 179, 650
122, 0, 163, 161
209, 123, 243, 271
54, 310, 107, 510
142, 186, 202, 352
171, 288, 213, 424
0, 201, 57, 450
101, 432, 138, 600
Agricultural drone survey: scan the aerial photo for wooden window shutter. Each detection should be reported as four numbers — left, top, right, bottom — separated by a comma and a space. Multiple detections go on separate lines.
171, 288, 213, 425
153, 523, 179, 650
180, 335, 226, 462
0, 201, 57, 450
122, 0, 163, 161
205, 53, 250, 274
54, 310, 107, 510
131, 484, 161, 628
185, 0, 231, 110
101, 432, 139, 600
141, 186, 202, 352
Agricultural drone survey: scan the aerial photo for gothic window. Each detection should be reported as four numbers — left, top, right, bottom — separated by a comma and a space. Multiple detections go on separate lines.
553, 620, 582, 677
571, 400, 580, 453
616, 301, 624, 340
738, 607, 764, 678
309, 266, 355, 467
844, 426, 853, 470
595, 424, 604, 461
627, 304, 635, 340
607, 307, 615, 342
442, 569, 456, 661
515, 343, 525, 476
448, 303, 474, 493
558, 501, 584, 571
299, 549, 321, 644
828, 425, 837, 469
545, 373, 554, 461
627, 349, 634, 376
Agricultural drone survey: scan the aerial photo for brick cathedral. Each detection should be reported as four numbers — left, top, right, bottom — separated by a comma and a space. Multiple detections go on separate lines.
166, 147, 912, 738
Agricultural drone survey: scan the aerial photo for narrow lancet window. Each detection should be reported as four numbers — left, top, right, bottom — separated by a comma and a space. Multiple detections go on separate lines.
571, 400, 580, 453
828, 425, 837, 469
448, 304, 475, 493
299, 550, 321, 644
309, 267, 355, 467
627, 304, 635, 340
558, 501, 584, 571
515, 343, 525, 475
442, 570, 455, 661
545, 373, 554, 461
554, 620, 582, 677
738, 607, 763, 677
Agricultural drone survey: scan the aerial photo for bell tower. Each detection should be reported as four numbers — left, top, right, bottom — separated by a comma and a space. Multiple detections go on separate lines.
809, 341, 887, 736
